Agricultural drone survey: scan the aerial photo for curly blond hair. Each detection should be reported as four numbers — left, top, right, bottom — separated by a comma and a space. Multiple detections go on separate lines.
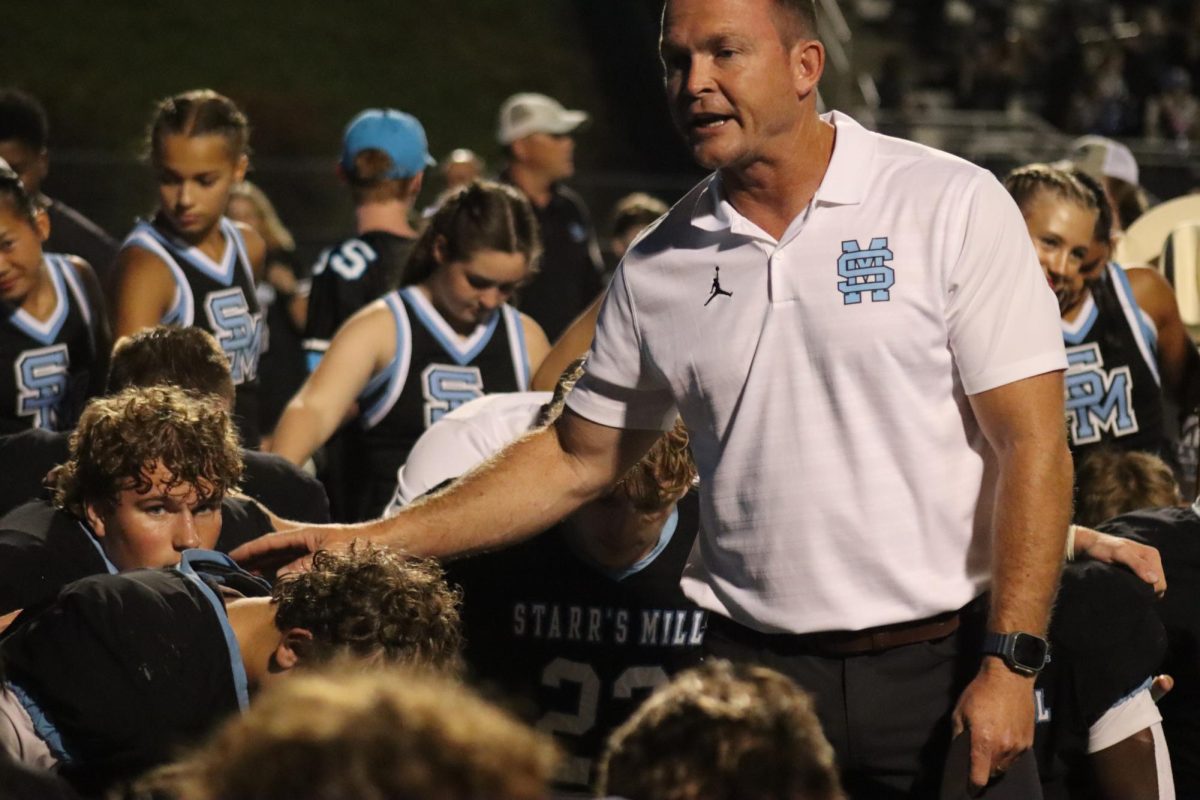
272, 546, 463, 672
51, 386, 242, 517
148, 666, 559, 800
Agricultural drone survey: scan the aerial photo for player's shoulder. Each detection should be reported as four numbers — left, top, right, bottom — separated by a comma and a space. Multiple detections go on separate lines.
1051, 561, 1163, 655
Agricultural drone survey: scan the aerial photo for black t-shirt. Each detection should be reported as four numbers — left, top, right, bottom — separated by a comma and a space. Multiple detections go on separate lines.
1098, 505, 1200, 795
445, 492, 704, 790
501, 176, 603, 342
44, 198, 118, 290
0, 497, 272, 614
240, 449, 331, 523
1033, 560, 1166, 798
0, 555, 265, 794
0, 427, 68, 515
303, 230, 416, 362
0, 428, 328, 523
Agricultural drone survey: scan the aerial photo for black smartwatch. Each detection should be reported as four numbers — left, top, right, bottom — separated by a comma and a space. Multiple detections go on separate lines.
981, 631, 1050, 676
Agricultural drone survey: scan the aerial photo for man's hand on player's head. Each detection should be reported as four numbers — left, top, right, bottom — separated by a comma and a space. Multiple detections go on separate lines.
1072, 527, 1166, 596
228, 525, 356, 575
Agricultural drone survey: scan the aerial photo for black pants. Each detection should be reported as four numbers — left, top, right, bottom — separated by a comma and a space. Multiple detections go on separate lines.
704, 605, 1041, 800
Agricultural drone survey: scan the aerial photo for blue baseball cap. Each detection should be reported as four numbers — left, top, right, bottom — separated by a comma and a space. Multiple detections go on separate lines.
340, 108, 435, 179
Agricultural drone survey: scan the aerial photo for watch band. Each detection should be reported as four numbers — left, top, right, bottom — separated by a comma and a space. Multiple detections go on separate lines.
981, 631, 1050, 675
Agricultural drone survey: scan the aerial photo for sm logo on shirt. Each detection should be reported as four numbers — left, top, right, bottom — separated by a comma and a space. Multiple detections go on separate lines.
1064, 343, 1138, 445
837, 237, 895, 304
204, 288, 264, 384
16, 344, 70, 429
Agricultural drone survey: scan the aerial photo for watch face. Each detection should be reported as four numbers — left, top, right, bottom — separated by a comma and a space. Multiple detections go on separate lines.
1011, 633, 1049, 669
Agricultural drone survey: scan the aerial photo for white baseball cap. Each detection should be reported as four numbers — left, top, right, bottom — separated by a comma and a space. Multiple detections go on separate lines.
497, 93, 588, 145
1067, 136, 1140, 187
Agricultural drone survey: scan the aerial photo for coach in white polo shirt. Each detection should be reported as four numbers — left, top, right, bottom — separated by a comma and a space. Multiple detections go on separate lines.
234, 0, 1071, 795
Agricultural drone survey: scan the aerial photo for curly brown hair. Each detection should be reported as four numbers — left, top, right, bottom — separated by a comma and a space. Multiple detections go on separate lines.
148, 666, 558, 800
51, 386, 242, 517
272, 546, 463, 672
614, 418, 696, 511
599, 660, 844, 800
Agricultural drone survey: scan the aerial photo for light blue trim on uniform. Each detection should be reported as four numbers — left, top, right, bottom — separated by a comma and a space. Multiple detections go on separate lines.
1060, 293, 1098, 346
1107, 676, 1155, 711
54, 254, 93, 331
6, 255, 70, 344
122, 221, 193, 326
360, 292, 413, 430
400, 287, 500, 366
174, 550, 251, 711
6, 681, 74, 764
223, 218, 256, 287
504, 306, 531, 389
77, 520, 119, 575
1109, 262, 1161, 386
593, 508, 679, 582
138, 219, 238, 286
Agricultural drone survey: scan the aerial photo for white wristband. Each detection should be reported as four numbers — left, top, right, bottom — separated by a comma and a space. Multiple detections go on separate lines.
1065, 524, 1077, 562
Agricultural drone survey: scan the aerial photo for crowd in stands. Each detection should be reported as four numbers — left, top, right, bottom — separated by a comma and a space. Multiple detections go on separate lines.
872, 0, 1200, 142
4, 1, 1200, 794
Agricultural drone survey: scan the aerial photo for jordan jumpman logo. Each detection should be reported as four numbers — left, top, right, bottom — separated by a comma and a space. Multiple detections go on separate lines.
705, 266, 733, 306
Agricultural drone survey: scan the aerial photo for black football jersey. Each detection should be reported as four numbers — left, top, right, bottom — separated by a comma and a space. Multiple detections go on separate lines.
1098, 504, 1200, 796
1062, 262, 1166, 465
0, 254, 103, 435
340, 286, 530, 521
0, 551, 263, 794
120, 218, 263, 446
302, 230, 416, 370
446, 492, 705, 791
1032, 560, 1167, 799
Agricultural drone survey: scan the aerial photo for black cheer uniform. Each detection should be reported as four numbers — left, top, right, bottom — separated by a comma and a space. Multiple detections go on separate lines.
341, 286, 530, 521
120, 218, 263, 446
0, 254, 103, 435
1062, 262, 1166, 465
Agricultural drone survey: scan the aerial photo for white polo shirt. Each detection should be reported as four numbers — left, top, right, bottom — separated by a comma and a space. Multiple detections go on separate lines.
566, 111, 1066, 634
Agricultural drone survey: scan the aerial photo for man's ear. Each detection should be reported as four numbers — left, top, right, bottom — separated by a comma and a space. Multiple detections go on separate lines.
84, 502, 108, 539
790, 37, 826, 100
273, 627, 314, 672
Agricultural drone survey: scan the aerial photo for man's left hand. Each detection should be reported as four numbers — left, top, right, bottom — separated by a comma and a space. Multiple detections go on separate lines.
952, 658, 1036, 791
1073, 527, 1166, 596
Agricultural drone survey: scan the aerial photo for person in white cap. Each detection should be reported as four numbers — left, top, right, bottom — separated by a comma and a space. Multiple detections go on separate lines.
497, 93, 604, 342
1066, 135, 1149, 235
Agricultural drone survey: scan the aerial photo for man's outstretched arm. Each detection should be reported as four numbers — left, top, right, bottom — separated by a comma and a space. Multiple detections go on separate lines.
231, 410, 662, 569
953, 370, 1073, 790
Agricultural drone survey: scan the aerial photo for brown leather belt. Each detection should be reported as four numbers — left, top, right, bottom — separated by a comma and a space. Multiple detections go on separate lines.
709, 608, 962, 657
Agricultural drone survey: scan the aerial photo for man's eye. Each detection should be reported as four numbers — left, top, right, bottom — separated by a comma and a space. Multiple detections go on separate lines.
197, 176, 218, 188
466, 276, 494, 290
